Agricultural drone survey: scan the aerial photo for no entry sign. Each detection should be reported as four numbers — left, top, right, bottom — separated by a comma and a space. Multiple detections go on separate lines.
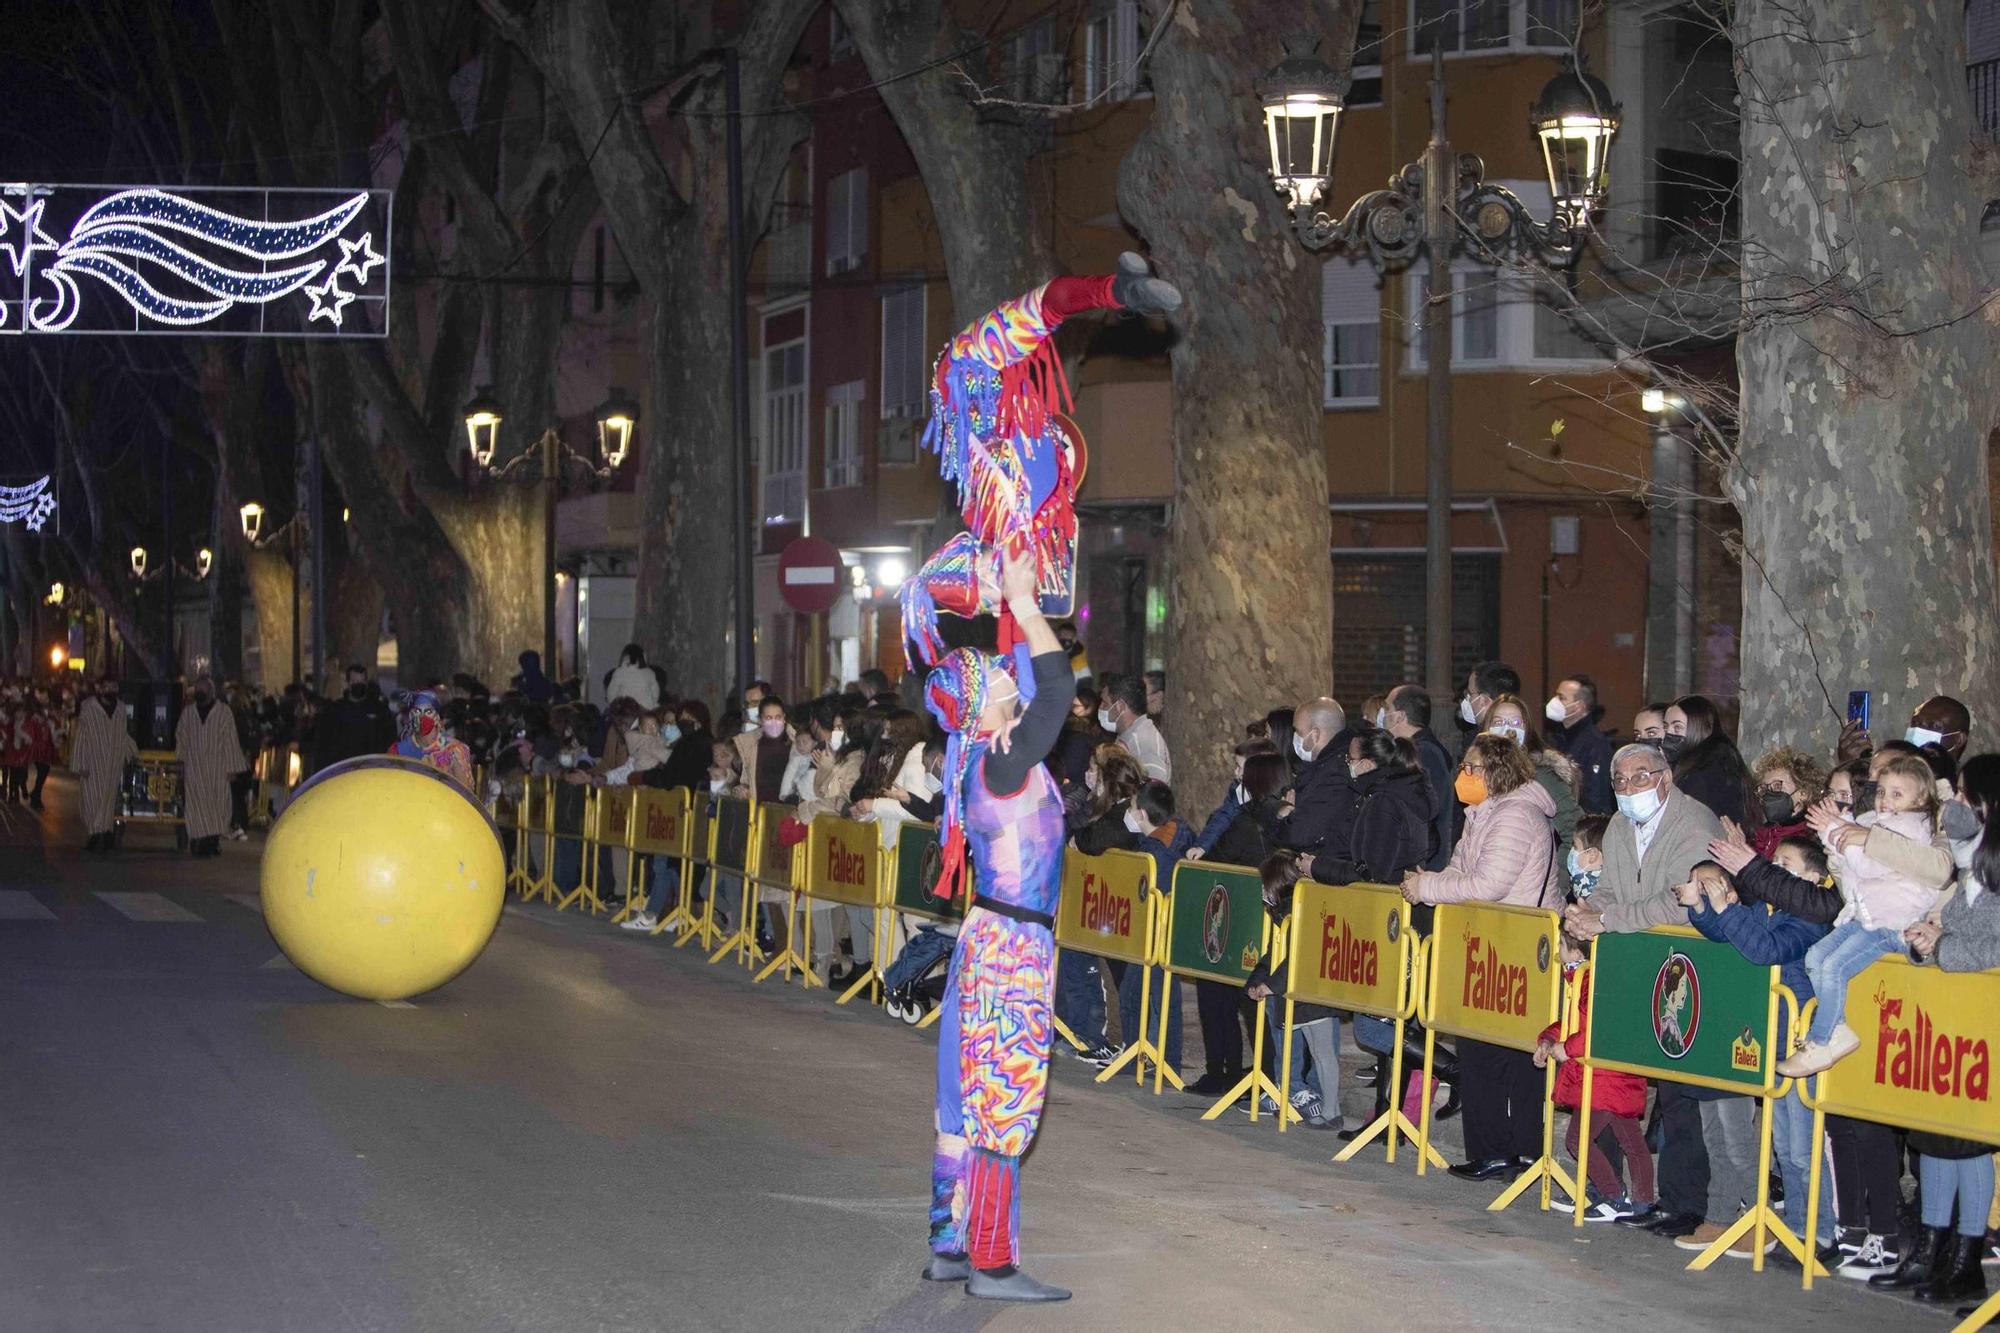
778, 536, 845, 614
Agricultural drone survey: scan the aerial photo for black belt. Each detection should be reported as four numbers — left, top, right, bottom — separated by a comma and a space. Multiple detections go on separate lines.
972, 895, 1054, 929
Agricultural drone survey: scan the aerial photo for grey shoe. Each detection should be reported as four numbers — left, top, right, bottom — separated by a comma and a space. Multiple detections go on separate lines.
1112, 251, 1182, 316
966, 1267, 1072, 1302
922, 1253, 970, 1282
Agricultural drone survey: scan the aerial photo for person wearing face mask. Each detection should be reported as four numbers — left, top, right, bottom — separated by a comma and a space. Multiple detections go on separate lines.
1099, 676, 1170, 782
71, 681, 137, 852
1542, 676, 1614, 816
1455, 660, 1521, 752
1274, 697, 1361, 873
732, 697, 793, 801
312, 664, 397, 773
1477, 694, 1581, 868
1660, 695, 1761, 835
1747, 747, 1826, 858
1381, 684, 1457, 872
1046, 684, 1105, 794
1117, 781, 1192, 1080
176, 675, 248, 858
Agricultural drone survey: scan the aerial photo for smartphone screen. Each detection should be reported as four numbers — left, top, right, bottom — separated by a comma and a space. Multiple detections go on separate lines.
1846, 690, 1870, 730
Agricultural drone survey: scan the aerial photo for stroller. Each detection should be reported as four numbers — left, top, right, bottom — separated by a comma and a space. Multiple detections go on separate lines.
882, 923, 956, 1025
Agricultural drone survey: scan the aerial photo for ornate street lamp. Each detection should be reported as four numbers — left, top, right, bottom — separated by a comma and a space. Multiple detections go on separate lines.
1530, 64, 1621, 229
129, 546, 148, 579
594, 387, 640, 470
46, 581, 64, 606
1256, 36, 1620, 702
196, 547, 213, 579
239, 501, 265, 543
1260, 35, 1346, 211
462, 387, 505, 468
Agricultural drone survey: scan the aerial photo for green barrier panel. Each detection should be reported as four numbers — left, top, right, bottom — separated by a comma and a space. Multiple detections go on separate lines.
1163, 860, 1265, 985
1588, 926, 1779, 1095
889, 823, 964, 925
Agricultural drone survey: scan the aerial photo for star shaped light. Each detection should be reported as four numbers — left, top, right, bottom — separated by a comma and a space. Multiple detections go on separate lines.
335, 231, 383, 286
0, 194, 57, 278
304, 275, 355, 327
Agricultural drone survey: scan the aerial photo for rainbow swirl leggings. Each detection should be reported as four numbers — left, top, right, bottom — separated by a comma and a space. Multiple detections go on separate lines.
929, 910, 1054, 1270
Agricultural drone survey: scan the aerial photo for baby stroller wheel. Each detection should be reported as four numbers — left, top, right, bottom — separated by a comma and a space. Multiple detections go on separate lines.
902, 990, 931, 1026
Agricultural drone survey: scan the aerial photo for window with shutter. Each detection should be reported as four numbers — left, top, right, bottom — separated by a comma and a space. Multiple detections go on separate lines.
823, 381, 864, 489
1411, 0, 1574, 54
761, 334, 808, 523
826, 168, 867, 275
880, 285, 927, 422
1322, 258, 1381, 407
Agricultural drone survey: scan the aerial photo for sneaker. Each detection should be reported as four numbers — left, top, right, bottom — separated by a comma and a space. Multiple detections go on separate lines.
1675, 1221, 1730, 1252
1255, 1093, 1281, 1117
1775, 1040, 1833, 1078
1834, 1233, 1899, 1279
1984, 1229, 1999, 1266
229, 827, 247, 841
1584, 1196, 1644, 1223
1725, 1231, 1778, 1259
1835, 1225, 1868, 1255
1290, 1088, 1326, 1125
619, 913, 658, 932
1079, 1042, 1120, 1067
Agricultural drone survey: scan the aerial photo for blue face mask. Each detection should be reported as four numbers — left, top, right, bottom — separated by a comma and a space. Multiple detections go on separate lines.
1566, 849, 1600, 898
661, 723, 682, 746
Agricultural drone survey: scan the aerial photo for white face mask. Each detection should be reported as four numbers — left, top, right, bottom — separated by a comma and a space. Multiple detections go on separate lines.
709, 777, 727, 794
1906, 725, 1945, 749
1544, 697, 1570, 724
1123, 808, 1145, 834
1458, 696, 1480, 726
1085, 769, 1099, 794
1616, 786, 1663, 824
1373, 709, 1388, 729
1235, 781, 1249, 805
742, 720, 758, 734
1097, 707, 1116, 731
1490, 723, 1527, 747
1293, 732, 1315, 763
922, 773, 944, 797
559, 753, 576, 769
827, 729, 845, 752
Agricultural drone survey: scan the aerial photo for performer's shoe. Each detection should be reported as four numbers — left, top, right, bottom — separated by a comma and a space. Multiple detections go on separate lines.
966, 1266, 1071, 1302
1112, 251, 1183, 317
921, 1252, 971, 1282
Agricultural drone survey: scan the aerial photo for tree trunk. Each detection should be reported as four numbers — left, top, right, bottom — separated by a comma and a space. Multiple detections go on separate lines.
1732, 0, 2000, 755
1116, 0, 1351, 812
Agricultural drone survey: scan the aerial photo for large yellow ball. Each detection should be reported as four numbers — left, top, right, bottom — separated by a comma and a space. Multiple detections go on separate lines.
261, 755, 505, 1001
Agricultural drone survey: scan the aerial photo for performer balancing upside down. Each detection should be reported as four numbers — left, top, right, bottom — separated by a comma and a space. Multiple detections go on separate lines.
908, 257, 1180, 1303
922, 547, 1074, 1302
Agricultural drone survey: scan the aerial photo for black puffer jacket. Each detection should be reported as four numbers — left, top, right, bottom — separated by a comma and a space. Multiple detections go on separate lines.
1311, 766, 1436, 886
1209, 795, 1283, 869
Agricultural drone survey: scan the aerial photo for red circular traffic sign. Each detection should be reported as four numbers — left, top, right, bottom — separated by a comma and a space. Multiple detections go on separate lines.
778, 536, 846, 614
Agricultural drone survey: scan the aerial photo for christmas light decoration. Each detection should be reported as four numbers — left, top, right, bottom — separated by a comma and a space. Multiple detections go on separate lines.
1, 184, 391, 337
0, 475, 56, 531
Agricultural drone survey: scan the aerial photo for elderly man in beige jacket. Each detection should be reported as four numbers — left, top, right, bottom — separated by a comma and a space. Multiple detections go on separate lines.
1565, 743, 1724, 941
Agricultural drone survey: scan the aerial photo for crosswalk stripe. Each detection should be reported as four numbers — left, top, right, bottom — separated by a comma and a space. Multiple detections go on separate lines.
0, 891, 56, 921
225, 893, 264, 915
94, 892, 204, 923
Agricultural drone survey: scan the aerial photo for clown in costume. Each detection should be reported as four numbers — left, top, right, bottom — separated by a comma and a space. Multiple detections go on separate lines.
906, 257, 1179, 1304
390, 691, 474, 790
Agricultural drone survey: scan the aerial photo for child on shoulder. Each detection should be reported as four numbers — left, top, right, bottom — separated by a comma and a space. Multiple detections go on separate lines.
1781, 754, 1944, 1076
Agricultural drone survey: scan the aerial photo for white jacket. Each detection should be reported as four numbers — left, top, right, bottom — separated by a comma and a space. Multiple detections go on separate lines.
606, 663, 659, 709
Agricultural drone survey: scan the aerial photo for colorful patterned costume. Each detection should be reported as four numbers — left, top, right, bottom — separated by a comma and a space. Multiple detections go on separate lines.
390, 691, 473, 790
924, 648, 1068, 1273
900, 276, 1116, 664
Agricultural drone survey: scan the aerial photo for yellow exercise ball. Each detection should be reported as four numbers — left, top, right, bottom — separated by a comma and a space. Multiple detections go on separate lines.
261, 755, 505, 1001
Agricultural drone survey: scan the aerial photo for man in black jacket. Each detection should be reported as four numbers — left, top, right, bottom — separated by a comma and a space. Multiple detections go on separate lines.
314, 665, 395, 771
1274, 697, 1360, 878
1545, 674, 1615, 814
1384, 684, 1453, 871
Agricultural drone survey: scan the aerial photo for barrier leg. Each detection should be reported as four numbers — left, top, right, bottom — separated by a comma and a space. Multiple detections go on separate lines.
1952, 1290, 2000, 1333
654, 860, 694, 936
555, 831, 602, 914
1201, 990, 1285, 1124
1049, 946, 1090, 1053
1097, 963, 1174, 1089
707, 876, 760, 968
835, 908, 886, 1006
1801, 1101, 1827, 1291
1684, 1093, 1805, 1274
755, 889, 820, 987
1490, 1055, 1580, 1213
1152, 968, 1186, 1095
1416, 1026, 1439, 1176
1333, 1013, 1445, 1170
676, 855, 722, 949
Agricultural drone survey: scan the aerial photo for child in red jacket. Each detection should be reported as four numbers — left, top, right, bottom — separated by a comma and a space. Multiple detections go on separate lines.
1535, 929, 1656, 1221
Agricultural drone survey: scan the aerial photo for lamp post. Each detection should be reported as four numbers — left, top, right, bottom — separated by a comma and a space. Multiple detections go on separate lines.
463, 387, 636, 678
239, 499, 306, 684
1260, 36, 1619, 702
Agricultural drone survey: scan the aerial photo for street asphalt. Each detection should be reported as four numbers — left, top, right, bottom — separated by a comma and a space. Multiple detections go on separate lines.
0, 774, 1919, 1331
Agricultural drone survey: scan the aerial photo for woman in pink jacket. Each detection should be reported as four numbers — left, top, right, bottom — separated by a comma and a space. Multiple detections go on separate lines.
1402, 736, 1560, 1181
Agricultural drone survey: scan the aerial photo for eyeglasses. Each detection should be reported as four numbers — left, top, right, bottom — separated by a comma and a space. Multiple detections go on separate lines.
1610, 768, 1666, 792
1458, 762, 1486, 776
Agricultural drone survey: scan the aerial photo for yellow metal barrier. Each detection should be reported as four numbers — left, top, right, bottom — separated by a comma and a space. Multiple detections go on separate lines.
1284, 881, 1443, 1166
1420, 900, 1571, 1205
704, 796, 762, 968
1054, 847, 1175, 1090
611, 786, 689, 932
1800, 954, 2000, 1324
505, 776, 535, 896
802, 815, 891, 1004
748, 802, 818, 986
1156, 859, 1282, 1122
670, 794, 721, 948
560, 784, 632, 914
1577, 925, 1809, 1275
522, 776, 558, 903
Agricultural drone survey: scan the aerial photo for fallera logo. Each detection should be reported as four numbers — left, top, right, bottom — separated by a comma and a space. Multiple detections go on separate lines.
1320, 914, 1378, 988
1081, 871, 1132, 937
1461, 932, 1527, 1017
645, 804, 677, 843
1873, 988, 1990, 1102
825, 836, 867, 887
